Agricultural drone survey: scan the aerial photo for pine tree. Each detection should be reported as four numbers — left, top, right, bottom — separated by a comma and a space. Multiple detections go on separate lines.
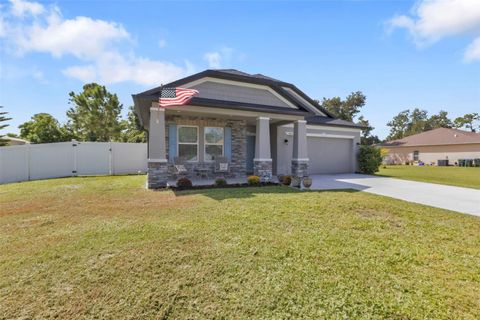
0, 106, 12, 146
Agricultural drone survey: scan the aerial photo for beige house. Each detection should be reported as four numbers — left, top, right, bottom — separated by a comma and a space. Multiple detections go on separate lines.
3, 136, 30, 146
380, 128, 480, 165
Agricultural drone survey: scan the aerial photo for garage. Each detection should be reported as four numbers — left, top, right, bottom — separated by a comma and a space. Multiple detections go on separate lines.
307, 136, 353, 174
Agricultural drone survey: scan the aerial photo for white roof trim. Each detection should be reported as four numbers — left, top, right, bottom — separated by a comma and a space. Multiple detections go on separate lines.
282, 86, 325, 116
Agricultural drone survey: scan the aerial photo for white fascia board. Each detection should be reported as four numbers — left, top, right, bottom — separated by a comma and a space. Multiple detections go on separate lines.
307, 133, 355, 139
282, 86, 326, 116
281, 123, 361, 133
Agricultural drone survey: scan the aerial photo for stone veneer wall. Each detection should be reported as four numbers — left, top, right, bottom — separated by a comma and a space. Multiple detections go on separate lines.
291, 160, 309, 178
254, 160, 273, 182
165, 115, 247, 180
147, 161, 169, 189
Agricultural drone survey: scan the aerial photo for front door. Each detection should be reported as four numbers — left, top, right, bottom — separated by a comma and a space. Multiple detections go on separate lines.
246, 135, 256, 174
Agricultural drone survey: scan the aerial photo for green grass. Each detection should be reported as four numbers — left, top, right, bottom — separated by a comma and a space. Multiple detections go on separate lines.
377, 165, 480, 189
1, 176, 479, 319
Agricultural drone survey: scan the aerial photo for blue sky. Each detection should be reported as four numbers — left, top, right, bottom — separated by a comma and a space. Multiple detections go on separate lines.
1, 0, 479, 139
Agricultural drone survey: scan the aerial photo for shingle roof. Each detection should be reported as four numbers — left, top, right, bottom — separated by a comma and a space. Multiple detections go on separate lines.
132, 69, 361, 130
380, 128, 480, 147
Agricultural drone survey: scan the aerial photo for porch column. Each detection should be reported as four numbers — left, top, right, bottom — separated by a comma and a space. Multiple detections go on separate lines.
147, 103, 168, 189
254, 116, 273, 182
291, 120, 309, 178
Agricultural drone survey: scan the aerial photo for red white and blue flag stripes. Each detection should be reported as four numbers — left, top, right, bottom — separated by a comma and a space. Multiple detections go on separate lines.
158, 87, 199, 107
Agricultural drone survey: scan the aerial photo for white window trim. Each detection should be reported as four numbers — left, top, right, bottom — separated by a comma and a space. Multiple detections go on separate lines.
177, 125, 199, 162
204, 126, 224, 162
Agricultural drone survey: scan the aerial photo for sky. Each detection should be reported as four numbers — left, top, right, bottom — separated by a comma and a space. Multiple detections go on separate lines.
1, 0, 479, 139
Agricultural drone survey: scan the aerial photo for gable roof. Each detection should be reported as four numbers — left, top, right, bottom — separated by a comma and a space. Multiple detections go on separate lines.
380, 128, 480, 147
132, 69, 362, 129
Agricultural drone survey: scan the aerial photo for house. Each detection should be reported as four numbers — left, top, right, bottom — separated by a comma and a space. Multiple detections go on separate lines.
2, 136, 30, 146
380, 127, 480, 165
133, 69, 363, 188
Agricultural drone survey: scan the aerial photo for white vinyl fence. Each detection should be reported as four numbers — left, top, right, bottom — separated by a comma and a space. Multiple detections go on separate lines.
0, 141, 147, 184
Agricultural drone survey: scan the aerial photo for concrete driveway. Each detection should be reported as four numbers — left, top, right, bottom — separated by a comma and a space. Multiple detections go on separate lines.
310, 174, 480, 217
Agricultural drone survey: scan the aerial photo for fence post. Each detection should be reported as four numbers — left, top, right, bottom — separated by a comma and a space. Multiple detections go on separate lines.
27, 144, 31, 181
72, 140, 78, 177
109, 142, 113, 175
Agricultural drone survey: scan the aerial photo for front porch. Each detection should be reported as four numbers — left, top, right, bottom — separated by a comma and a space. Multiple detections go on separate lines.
147, 103, 310, 189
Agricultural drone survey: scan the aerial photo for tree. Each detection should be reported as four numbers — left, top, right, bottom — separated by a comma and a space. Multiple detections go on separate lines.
0, 106, 12, 146
406, 108, 429, 136
320, 91, 366, 122
19, 113, 70, 144
120, 106, 146, 143
357, 115, 380, 145
386, 110, 410, 140
427, 110, 453, 129
454, 113, 480, 132
67, 83, 123, 141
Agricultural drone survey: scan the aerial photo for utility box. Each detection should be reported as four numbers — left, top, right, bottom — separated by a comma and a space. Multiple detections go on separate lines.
437, 159, 449, 166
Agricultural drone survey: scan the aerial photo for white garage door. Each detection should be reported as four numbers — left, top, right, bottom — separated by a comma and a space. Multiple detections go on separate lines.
307, 137, 353, 174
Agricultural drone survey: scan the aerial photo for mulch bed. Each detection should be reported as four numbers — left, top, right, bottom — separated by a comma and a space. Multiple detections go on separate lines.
170, 182, 281, 191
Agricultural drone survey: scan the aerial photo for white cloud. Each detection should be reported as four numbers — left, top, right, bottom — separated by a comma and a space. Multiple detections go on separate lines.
203, 46, 237, 69
19, 13, 130, 59
158, 39, 167, 48
10, 0, 45, 17
464, 36, 480, 62
63, 52, 195, 86
1, 0, 194, 85
388, 0, 480, 62
204, 52, 222, 68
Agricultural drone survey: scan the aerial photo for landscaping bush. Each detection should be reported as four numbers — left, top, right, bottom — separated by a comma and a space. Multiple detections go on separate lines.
282, 175, 292, 186
247, 175, 261, 186
358, 145, 383, 174
214, 177, 227, 187
176, 177, 193, 188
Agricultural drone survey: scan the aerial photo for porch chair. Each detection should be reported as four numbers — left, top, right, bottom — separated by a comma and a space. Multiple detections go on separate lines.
214, 156, 230, 174
173, 157, 188, 177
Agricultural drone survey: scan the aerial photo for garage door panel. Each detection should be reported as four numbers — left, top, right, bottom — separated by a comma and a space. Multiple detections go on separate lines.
308, 137, 353, 174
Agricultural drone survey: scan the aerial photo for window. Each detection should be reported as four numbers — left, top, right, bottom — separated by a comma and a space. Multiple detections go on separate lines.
204, 127, 224, 161
178, 126, 198, 161
413, 150, 419, 161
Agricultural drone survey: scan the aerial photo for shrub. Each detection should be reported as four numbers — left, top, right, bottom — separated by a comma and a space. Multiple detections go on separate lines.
214, 177, 227, 187
176, 177, 193, 188
247, 175, 261, 186
282, 175, 292, 186
358, 145, 382, 174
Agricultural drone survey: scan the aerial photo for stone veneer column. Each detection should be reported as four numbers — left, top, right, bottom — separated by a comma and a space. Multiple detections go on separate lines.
147, 103, 168, 188
291, 120, 309, 178
254, 116, 273, 182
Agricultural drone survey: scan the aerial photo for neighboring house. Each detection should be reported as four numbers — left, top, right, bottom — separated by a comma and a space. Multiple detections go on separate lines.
2, 136, 30, 146
133, 69, 363, 188
380, 127, 480, 165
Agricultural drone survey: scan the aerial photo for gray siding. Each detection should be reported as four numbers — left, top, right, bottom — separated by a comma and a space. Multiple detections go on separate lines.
192, 81, 294, 108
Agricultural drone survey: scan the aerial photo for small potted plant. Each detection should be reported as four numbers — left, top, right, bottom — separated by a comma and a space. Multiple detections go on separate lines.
302, 176, 312, 189
290, 176, 301, 188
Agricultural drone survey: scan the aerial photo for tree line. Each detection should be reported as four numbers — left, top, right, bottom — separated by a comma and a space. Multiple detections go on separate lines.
1, 86, 478, 146
1, 83, 146, 145
319, 93, 479, 143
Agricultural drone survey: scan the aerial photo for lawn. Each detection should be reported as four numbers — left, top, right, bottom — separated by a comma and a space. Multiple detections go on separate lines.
377, 165, 480, 189
1, 176, 479, 319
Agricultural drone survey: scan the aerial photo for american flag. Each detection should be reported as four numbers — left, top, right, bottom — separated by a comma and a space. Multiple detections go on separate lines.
158, 87, 199, 107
